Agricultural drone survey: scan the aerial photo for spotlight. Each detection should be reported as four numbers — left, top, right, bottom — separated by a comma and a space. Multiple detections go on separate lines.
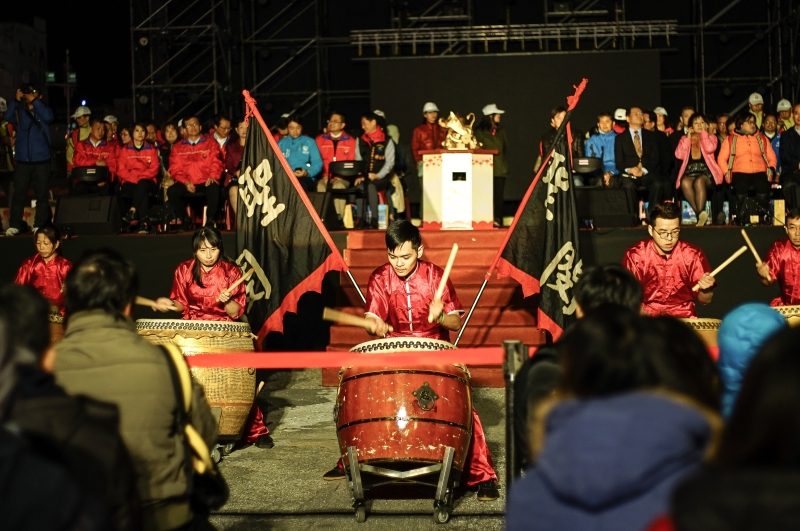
138, 94, 149, 105
139, 36, 149, 46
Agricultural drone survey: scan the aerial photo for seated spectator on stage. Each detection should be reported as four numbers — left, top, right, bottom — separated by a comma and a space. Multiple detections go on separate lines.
104, 115, 118, 143
159, 121, 179, 191
315, 111, 357, 218
118, 124, 132, 147
613, 107, 628, 134
54, 249, 217, 531
777, 98, 794, 133
354, 111, 396, 229
511, 264, 643, 475
144, 121, 158, 146
66, 105, 92, 174
655, 326, 800, 531
674, 113, 723, 227
763, 113, 781, 174
211, 114, 231, 157
272, 115, 289, 143
167, 115, 224, 230
748, 92, 765, 130
653, 106, 674, 135
539, 106, 567, 161
278, 114, 322, 192
0, 97, 16, 207
411, 102, 447, 175
118, 123, 160, 233
387, 124, 417, 219
780, 103, 800, 211
0, 283, 141, 531
72, 118, 118, 196
507, 309, 721, 531
584, 112, 618, 186
642, 109, 656, 132
4, 85, 55, 236
716, 302, 786, 419
225, 118, 247, 215
716, 114, 730, 146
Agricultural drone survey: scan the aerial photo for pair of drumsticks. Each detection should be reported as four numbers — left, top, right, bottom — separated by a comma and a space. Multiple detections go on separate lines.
135, 269, 254, 312
690, 229, 763, 291
323, 243, 459, 332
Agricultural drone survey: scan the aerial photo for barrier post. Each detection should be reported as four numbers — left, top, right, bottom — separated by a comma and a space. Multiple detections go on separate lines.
503, 339, 523, 490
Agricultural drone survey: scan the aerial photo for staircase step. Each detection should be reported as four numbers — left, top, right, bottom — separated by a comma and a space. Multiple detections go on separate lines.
337, 283, 525, 307
343, 265, 514, 286
344, 247, 498, 267
330, 306, 538, 326
344, 229, 508, 250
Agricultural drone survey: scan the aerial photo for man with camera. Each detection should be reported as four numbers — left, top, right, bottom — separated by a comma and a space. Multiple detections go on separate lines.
3, 85, 54, 236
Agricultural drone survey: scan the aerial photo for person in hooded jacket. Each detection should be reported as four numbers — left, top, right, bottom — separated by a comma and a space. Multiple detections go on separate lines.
506, 309, 721, 531
650, 325, 800, 531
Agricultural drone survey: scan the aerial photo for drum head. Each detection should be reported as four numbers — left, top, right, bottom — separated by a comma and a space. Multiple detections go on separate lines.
349, 337, 456, 353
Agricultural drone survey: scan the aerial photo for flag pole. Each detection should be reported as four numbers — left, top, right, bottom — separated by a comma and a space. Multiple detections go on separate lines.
454, 79, 588, 345
346, 270, 366, 305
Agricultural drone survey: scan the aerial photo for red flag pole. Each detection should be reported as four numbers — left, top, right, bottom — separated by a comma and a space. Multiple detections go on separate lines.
242, 90, 366, 305
454, 78, 588, 346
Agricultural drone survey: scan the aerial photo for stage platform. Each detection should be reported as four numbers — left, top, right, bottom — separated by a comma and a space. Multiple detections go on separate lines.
1, 225, 785, 385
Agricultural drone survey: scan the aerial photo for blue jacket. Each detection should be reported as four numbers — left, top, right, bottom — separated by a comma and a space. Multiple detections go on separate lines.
585, 130, 618, 174
277, 135, 323, 179
717, 302, 786, 418
506, 393, 714, 531
3, 99, 54, 163
767, 133, 781, 173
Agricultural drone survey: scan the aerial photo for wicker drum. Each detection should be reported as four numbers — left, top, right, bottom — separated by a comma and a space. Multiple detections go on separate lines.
48, 311, 65, 346
680, 318, 722, 347
772, 305, 800, 327
136, 319, 256, 440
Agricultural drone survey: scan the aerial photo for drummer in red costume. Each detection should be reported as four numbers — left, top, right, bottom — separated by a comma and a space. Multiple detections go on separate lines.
14, 224, 72, 315
323, 220, 500, 501
623, 201, 716, 317
152, 227, 274, 449
757, 207, 800, 305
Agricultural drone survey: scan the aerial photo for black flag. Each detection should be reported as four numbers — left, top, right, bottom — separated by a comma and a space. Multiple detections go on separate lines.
493, 80, 587, 340
236, 91, 349, 345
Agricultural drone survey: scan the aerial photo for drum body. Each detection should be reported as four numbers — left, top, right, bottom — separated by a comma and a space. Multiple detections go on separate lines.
136, 319, 256, 440
337, 338, 472, 472
681, 318, 721, 347
772, 305, 800, 327
48, 311, 64, 345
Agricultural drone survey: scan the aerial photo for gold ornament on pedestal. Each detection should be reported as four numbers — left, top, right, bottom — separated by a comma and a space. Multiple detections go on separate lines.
439, 112, 481, 150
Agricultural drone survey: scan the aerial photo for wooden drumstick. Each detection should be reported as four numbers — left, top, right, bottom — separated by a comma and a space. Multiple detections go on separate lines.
322, 307, 394, 333
217, 269, 254, 302
740, 229, 763, 265
692, 245, 748, 292
136, 296, 179, 312
428, 243, 458, 323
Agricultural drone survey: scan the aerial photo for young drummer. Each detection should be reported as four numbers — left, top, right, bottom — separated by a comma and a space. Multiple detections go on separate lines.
152, 227, 273, 449
623, 201, 715, 317
323, 220, 500, 501
14, 224, 72, 315
757, 207, 800, 305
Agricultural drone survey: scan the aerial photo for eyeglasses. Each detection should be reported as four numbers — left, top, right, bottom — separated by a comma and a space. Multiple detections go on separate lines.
764, 120, 777, 125
654, 229, 681, 240
185, 122, 200, 127
327, 120, 342, 124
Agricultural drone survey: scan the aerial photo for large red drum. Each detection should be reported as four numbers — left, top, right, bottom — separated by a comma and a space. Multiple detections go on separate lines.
336, 338, 472, 473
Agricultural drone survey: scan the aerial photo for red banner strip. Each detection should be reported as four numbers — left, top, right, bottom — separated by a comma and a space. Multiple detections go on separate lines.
184, 347, 505, 369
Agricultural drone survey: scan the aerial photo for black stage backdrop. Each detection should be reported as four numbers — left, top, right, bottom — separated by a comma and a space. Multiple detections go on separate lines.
369, 50, 661, 202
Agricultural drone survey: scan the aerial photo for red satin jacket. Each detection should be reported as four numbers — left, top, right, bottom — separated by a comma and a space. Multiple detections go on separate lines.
168, 135, 224, 185
169, 259, 246, 321
411, 122, 447, 162
116, 142, 160, 185
623, 239, 712, 318
764, 237, 800, 306
365, 260, 463, 340
73, 138, 118, 180
14, 254, 72, 313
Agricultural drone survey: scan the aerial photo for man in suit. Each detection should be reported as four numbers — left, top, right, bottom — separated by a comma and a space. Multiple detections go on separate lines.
615, 106, 672, 217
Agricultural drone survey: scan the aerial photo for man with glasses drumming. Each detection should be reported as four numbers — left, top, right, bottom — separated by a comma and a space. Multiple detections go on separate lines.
757, 208, 800, 306
623, 201, 715, 317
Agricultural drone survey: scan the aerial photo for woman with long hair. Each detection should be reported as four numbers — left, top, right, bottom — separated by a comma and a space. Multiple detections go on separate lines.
118, 122, 160, 233
118, 125, 132, 147
674, 113, 724, 227
14, 224, 71, 315
474, 104, 508, 227
225, 118, 248, 216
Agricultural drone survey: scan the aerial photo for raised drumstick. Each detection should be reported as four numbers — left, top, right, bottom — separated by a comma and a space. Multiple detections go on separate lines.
217, 269, 254, 302
740, 229, 762, 265
136, 296, 179, 312
428, 243, 459, 323
692, 245, 748, 292
322, 307, 394, 333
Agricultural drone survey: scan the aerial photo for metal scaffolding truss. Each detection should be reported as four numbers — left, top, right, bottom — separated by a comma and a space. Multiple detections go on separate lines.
130, 0, 234, 123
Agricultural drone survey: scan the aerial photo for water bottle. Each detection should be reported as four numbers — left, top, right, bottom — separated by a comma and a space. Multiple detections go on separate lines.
377, 204, 388, 230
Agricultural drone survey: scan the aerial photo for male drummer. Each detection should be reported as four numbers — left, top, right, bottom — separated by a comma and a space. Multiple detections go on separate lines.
757, 207, 800, 305
323, 220, 500, 501
623, 201, 716, 317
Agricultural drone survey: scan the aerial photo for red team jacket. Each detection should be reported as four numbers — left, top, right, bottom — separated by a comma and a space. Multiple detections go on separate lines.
315, 133, 358, 177
73, 139, 118, 180
168, 135, 224, 185
116, 142, 160, 185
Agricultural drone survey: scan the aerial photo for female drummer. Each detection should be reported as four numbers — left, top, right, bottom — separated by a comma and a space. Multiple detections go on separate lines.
14, 224, 71, 315
153, 227, 274, 448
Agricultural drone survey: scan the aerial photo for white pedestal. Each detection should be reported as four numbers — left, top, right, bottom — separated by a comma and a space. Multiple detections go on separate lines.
421, 150, 496, 230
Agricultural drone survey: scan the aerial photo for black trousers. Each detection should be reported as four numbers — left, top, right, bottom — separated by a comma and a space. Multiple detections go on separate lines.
493, 176, 506, 224
11, 161, 51, 229
618, 173, 673, 217
168, 182, 220, 222
731, 172, 770, 220
355, 176, 392, 221
781, 171, 800, 212
119, 180, 157, 218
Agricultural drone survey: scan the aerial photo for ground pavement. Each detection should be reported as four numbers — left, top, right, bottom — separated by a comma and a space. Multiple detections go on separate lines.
210, 369, 507, 530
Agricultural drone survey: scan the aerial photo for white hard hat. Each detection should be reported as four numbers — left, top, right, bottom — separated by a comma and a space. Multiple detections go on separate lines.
71, 106, 91, 118
777, 99, 792, 112
653, 106, 668, 116
614, 108, 627, 120
103, 115, 118, 124
422, 102, 439, 113
749, 92, 764, 105
0, 97, 6, 113
482, 103, 505, 116
373, 109, 386, 118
